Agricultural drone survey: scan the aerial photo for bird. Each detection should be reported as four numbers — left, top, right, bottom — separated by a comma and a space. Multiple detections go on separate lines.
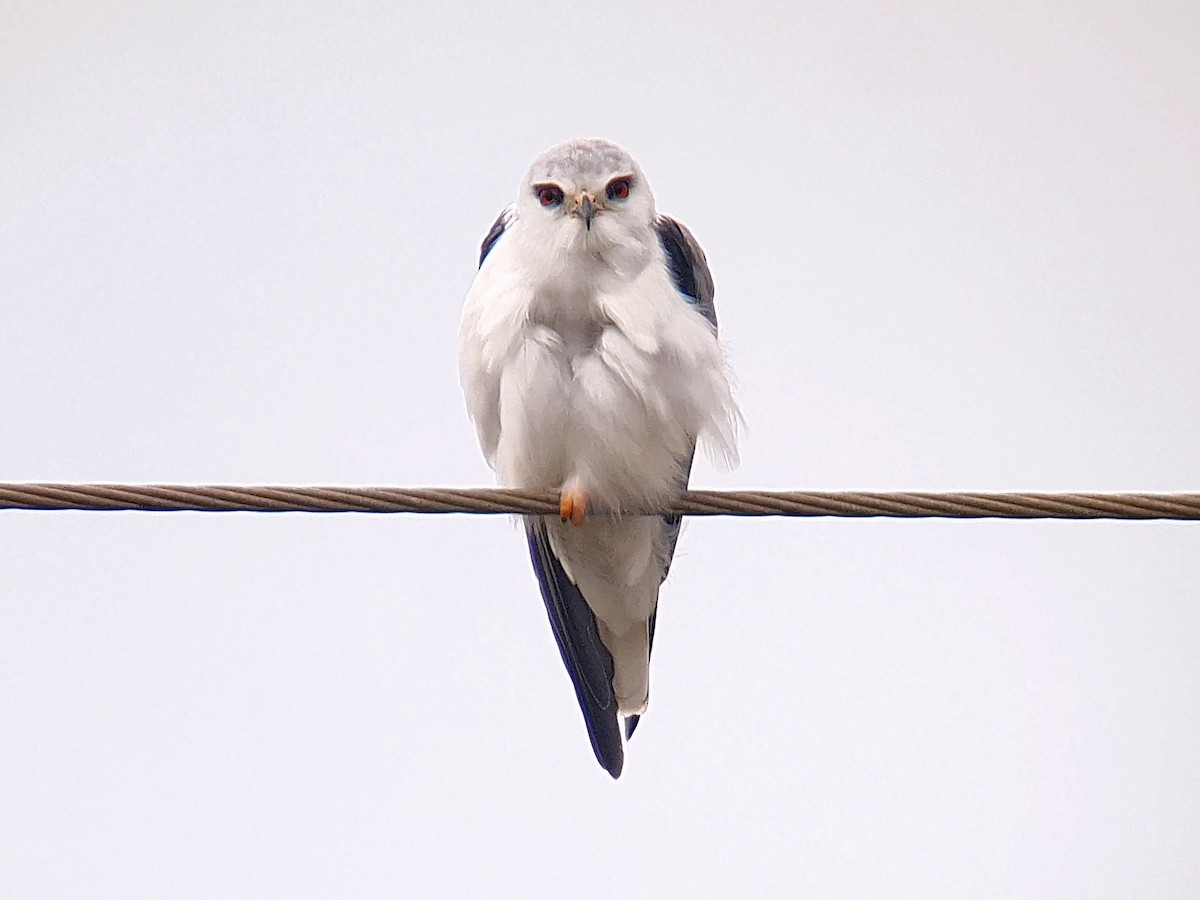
457, 138, 739, 778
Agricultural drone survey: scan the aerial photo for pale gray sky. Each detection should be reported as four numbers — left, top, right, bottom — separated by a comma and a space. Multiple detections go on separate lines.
2, 1, 1199, 896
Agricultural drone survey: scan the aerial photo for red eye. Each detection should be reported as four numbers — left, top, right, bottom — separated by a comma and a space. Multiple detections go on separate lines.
606, 178, 631, 201
535, 185, 564, 207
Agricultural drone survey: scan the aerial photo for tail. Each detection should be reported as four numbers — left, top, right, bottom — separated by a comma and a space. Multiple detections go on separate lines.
623, 610, 657, 740
599, 618, 651, 720
525, 518, 624, 778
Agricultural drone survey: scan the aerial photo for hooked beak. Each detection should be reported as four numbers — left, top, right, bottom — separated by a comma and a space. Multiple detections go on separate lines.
576, 192, 597, 230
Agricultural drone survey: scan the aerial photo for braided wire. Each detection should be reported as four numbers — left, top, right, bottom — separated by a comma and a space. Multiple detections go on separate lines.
0, 483, 1197, 519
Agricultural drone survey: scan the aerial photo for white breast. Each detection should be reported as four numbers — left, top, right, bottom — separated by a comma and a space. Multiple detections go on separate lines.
460, 238, 735, 511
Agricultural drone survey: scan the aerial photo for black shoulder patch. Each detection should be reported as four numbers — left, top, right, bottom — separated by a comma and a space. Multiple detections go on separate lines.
654, 216, 717, 329
655, 217, 699, 300
478, 208, 511, 267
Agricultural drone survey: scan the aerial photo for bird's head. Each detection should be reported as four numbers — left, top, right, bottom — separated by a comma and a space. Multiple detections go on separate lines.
518, 138, 657, 255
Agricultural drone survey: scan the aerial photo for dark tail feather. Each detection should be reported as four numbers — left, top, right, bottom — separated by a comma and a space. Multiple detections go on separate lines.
526, 518, 624, 778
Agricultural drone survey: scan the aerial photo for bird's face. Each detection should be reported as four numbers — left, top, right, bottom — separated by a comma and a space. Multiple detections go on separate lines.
519, 139, 657, 256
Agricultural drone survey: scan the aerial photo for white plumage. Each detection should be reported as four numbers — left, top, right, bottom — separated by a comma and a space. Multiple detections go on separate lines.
458, 138, 738, 776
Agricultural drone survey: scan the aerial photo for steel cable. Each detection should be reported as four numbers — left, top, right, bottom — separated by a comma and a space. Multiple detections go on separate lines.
0, 484, 1197, 519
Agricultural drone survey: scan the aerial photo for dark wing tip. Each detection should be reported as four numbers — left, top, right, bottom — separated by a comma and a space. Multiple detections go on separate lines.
624, 715, 641, 741
526, 519, 624, 777
602, 747, 624, 779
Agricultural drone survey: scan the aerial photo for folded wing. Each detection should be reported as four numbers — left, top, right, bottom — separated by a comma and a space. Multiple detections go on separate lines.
525, 518, 625, 778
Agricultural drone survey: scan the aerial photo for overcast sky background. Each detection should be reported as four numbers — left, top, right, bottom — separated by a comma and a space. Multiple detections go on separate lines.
2, 1, 1199, 896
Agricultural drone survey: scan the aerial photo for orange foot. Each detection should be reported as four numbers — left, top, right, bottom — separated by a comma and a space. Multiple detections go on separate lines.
559, 489, 589, 527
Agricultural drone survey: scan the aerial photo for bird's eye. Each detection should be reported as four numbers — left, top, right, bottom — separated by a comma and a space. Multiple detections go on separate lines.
535, 184, 564, 207
605, 178, 631, 201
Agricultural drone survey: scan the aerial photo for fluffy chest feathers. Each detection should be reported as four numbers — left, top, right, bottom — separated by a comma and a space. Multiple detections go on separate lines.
525, 256, 672, 364
459, 217, 737, 509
